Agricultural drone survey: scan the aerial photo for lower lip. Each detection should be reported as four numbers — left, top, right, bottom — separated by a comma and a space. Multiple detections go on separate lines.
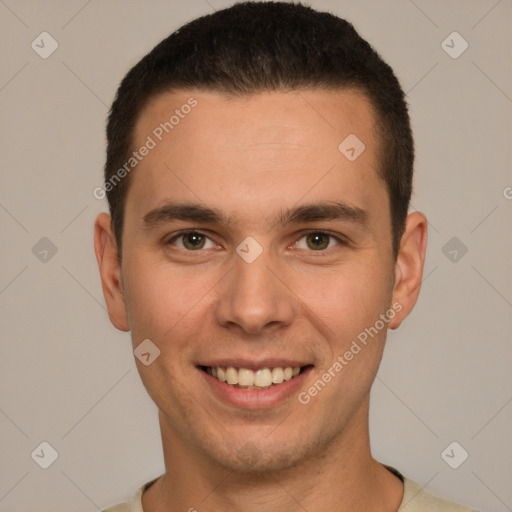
198, 366, 313, 410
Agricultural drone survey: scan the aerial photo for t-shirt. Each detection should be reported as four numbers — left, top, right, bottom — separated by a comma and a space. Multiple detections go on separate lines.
102, 467, 477, 512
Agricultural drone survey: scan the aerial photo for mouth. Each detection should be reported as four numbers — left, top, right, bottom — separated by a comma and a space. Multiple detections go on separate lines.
199, 364, 312, 390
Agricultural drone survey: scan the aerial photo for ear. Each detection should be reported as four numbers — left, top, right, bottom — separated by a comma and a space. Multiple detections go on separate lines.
94, 213, 130, 332
388, 212, 428, 330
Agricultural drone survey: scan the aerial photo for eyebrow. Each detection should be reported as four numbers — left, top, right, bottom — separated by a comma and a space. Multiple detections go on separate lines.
276, 202, 368, 227
143, 203, 227, 227
142, 201, 369, 230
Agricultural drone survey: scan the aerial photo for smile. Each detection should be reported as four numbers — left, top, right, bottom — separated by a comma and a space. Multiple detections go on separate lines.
201, 365, 307, 390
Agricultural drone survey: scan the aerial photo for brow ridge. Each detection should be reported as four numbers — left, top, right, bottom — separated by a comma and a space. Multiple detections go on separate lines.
142, 201, 369, 230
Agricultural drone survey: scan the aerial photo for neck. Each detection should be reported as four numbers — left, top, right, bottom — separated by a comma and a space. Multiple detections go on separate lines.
142, 400, 403, 512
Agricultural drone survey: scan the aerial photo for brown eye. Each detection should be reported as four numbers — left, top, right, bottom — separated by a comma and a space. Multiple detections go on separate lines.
294, 232, 340, 251
182, 232, 206, 250
168, 231, 209, 251
166, 231, 218, 252
305, 232, 330, 250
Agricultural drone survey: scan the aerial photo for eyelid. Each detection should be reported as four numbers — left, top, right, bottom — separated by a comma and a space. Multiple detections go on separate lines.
292, 229, 349, 249
165, 229, 219, 249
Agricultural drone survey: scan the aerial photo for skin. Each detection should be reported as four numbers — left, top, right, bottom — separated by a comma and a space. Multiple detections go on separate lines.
95, 88, 427, 512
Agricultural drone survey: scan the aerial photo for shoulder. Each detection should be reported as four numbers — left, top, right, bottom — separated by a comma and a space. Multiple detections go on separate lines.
102, 474, 162, 512
102, 505, 130, 512
400, 476, 478, 511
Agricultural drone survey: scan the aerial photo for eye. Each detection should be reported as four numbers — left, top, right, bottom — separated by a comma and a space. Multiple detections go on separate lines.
168, 231, 217, 251
295, 231, 340, 251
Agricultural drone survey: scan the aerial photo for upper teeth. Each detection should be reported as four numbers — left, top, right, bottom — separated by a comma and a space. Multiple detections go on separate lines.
206, 366, 301, 389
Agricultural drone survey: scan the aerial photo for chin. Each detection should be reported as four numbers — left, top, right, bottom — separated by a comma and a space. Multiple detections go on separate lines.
202, 434, 323, 475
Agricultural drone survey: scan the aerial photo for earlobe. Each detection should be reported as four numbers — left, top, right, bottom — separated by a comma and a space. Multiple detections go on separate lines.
94, 213, 130, 332
388, 212, 428, 330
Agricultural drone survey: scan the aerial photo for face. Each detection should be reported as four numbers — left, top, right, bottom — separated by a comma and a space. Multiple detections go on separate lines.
95, 88, 426, 473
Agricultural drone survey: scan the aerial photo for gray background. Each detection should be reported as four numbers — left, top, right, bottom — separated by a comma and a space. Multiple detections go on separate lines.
1, 0, 511, 510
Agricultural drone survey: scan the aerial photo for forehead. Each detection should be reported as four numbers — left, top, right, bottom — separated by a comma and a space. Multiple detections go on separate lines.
135, 87, 377, 155
127, 88, 387, 227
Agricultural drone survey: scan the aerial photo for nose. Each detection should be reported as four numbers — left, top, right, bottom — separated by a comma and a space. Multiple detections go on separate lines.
214, 250, 295, 335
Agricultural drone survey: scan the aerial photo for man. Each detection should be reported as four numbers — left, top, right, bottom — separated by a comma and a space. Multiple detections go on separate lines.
95, 2, 477, 511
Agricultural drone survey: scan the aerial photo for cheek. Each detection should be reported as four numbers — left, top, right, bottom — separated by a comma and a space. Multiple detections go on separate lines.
297, 266, 393, 410
122, 255, 220, 344
299, 262, 393, 346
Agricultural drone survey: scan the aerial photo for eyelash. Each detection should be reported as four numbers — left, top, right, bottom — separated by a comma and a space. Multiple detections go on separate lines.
166, 229, 218, 250
165, 229, 348, 251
